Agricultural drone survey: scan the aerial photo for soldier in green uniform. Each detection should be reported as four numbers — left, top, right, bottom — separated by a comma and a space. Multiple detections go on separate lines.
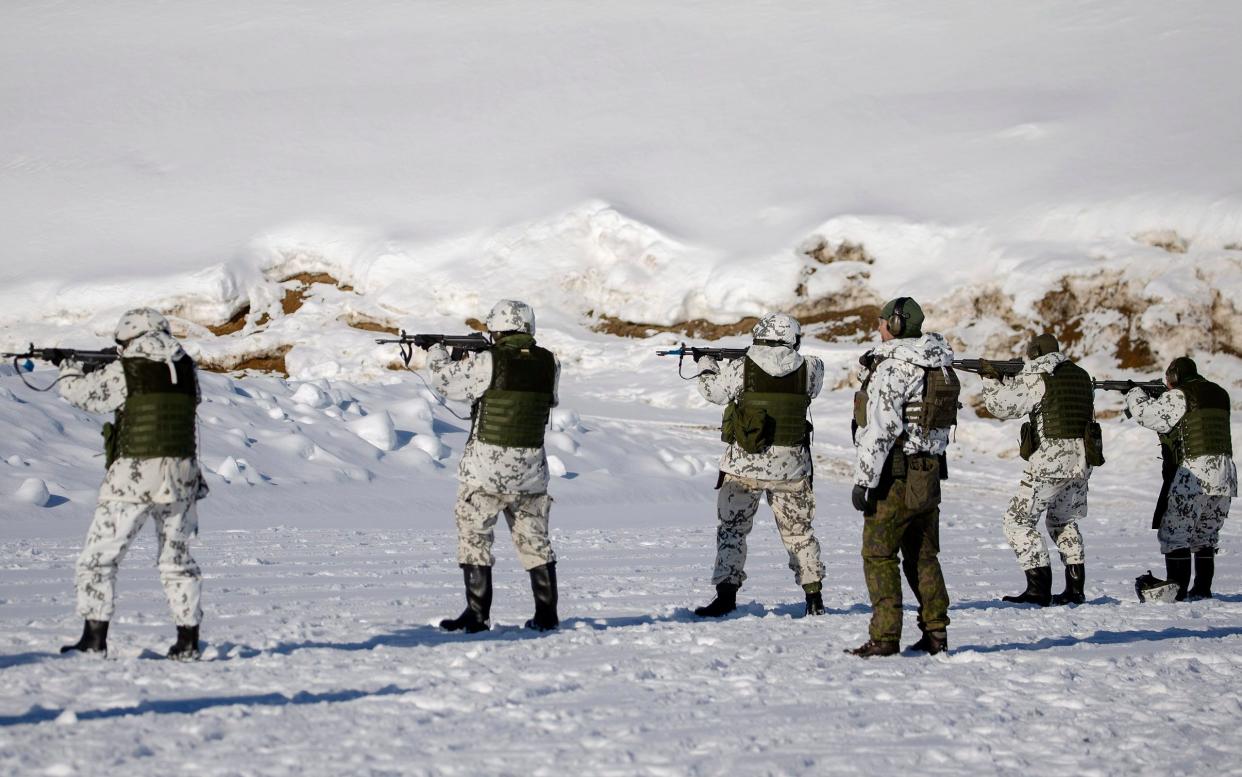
1126, 357, 1235, 599
426, 300, 562, 632
849, 298, 957, 657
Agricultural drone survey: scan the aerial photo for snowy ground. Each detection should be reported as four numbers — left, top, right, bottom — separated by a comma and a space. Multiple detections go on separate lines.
1, 363, 1240, 776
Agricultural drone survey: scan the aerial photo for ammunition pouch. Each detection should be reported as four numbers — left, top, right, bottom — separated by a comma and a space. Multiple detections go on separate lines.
903, 455, 941, 513
102, 416, 121, 469
1019, 420, 1039, 461
1084, 421, 1105, 467
722, 401, 776, 454
852, 389, 868, 443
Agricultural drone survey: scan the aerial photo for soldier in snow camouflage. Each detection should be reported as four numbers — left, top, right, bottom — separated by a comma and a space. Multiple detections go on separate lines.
56, 308, 208, 660
848, 297, 953, 658
693, 312, 827, 618
981, 334, 1093, 607
426, 300, 563, 632
1126, 357, 1235, 600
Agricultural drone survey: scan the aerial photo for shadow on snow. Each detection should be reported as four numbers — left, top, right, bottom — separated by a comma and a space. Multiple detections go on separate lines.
958, 625, 1242, 654
0, 685, 414, 727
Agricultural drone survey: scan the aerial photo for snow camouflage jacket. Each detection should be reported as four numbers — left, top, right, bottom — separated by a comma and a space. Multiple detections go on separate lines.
427, 343, 561, 494
1126, 388, 1238, 497
57, 331, 207, 505
698, 344, 824, 481
853, 333, 954, 489
982, 351, 1090, 480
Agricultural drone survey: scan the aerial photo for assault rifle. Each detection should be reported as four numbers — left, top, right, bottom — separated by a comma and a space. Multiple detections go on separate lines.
375, 331, 491, 366
656, 343, 749, 380
1092, 379, 1166, 397
951, 358, 1025, 380
2, 344, 119, 391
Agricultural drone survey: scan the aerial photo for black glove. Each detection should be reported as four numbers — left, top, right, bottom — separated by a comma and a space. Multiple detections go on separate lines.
851, 484, 871, 513
1124, 379, 1137, 392
978, 358, 1002, 382
44, 348, 70, 367
858, 350, 876, 370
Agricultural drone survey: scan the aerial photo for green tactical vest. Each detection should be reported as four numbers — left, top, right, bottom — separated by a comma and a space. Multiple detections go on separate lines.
724, 356, 811, 451
1172, 378, 1232, 463
106, 355, 199, 466
902, 366, 961, 434
473, 334, 556, 449
1035, 360, 1094, 440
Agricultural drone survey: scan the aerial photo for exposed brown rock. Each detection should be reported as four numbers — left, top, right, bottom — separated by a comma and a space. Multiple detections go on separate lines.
1134, 230, 1189, 254
346, 318, 400, 335
206, 305, 250, 336
197, 345, 292, 377
281, 271, 354, 292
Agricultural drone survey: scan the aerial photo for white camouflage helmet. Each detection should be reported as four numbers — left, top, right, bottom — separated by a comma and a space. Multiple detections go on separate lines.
484, 299, 536, 335
115, 308, 172, 343
752, 312, 801, 347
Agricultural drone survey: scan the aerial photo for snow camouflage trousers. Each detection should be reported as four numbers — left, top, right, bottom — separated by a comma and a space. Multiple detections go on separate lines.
711, 474, 825, 587
1003, 476, 1087, 570
1158, 470, 1230, 553
76, 499, 202, 626
454, 486, 556, 570
861, 478, 950, 643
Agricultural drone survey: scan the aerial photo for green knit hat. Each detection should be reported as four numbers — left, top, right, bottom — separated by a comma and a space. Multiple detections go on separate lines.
880, 297, 924, 338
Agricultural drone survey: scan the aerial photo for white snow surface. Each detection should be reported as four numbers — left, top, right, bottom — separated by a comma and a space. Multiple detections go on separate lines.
3, 2, 1242, 775
2, 353, 1241, 775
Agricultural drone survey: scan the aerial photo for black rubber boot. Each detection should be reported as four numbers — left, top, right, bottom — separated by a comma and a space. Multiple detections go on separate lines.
440, 564, 492, 633
802, 581, 825, 616
907, 630, 949, 655
1189, 549, 1215, 600
694, 583, 738, 617
60, 619, 109, 656
167, 625, 202, 661
845, 639, 899, 658
525, 562, 560, 631
1165, 550, 1192, 602
1051, 564, 1086, 606
1002, 565, 1053, 606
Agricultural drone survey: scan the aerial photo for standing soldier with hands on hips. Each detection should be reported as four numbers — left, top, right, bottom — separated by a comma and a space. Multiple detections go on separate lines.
1126, 357, 1235, 600
57, 309, 208, 660
427, 300, 562, 632
692, 313, 827, 618
981, 334, 1100, 607
850, 297, 956, 657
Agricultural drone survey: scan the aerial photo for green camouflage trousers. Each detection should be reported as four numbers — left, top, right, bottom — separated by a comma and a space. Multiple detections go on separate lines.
861, 470, 950, 643
77, 498, 203, 626
712, 474, 825, 587
454, 485, 556, 570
